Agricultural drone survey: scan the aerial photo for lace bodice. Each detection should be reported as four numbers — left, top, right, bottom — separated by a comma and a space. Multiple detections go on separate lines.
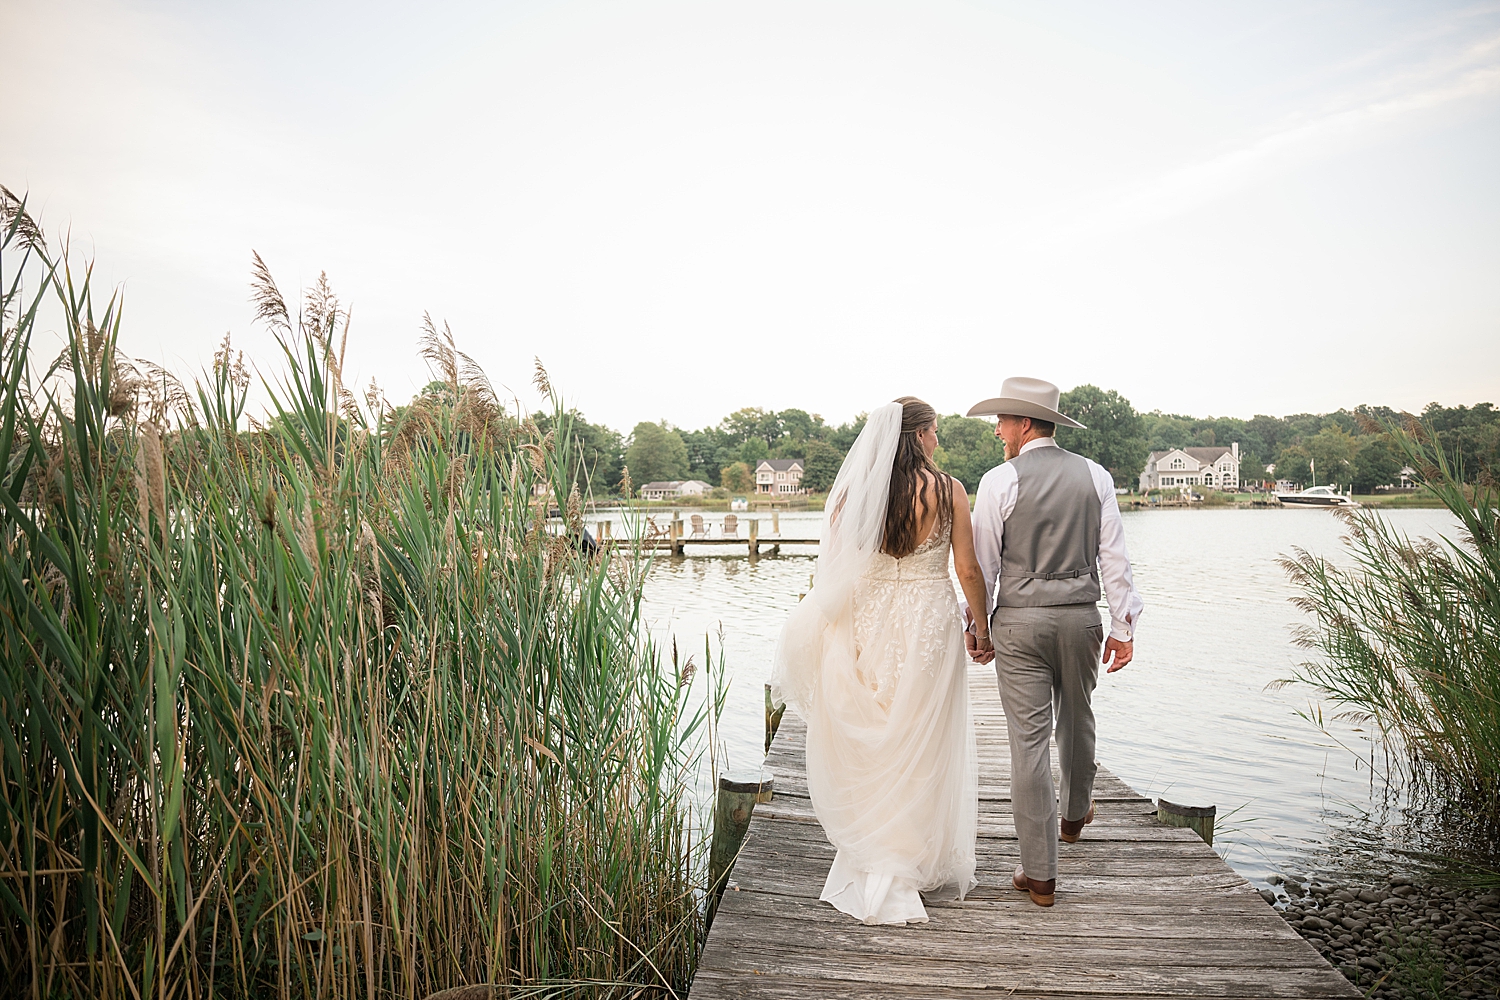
861, 520, 954, 581
852, 520, 958, 703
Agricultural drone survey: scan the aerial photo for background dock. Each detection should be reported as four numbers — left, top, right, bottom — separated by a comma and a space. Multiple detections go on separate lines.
690, 665, 1358, 999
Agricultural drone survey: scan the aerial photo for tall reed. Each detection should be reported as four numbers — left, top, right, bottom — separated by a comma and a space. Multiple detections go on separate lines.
0, 188, 713, 998
1282, 422, 1500, 817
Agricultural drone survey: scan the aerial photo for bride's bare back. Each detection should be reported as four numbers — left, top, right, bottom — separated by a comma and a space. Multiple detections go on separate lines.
892, 454, 991, 640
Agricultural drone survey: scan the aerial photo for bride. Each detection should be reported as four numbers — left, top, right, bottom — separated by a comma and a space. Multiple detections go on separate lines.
770, 396, 992, 925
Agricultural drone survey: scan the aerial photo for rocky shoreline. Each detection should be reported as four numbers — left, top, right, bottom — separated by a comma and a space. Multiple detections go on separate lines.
1262, 874, 1500, 998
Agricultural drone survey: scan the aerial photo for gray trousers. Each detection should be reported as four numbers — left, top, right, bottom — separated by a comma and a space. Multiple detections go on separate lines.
990, 603, 1104, 882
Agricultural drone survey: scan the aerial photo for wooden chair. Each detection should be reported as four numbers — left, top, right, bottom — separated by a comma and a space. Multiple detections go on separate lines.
690, 514, 708, 539
722, 514, 738, 538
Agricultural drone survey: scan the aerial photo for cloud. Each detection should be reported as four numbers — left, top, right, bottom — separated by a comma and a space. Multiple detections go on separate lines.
1055, 32, 1500, 245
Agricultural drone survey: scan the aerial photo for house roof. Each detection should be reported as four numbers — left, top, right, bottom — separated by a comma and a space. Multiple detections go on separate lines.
1183, 446, 1235, 464
639, 479, 713, 492
757, 458, 804, 471
1146, 446, 1236, 468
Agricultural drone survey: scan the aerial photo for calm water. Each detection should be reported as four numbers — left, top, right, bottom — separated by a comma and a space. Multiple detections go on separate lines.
591, 506, 1463, 890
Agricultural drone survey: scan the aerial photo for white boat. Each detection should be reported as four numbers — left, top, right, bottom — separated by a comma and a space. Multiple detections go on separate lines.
1276, 485, 1360, 508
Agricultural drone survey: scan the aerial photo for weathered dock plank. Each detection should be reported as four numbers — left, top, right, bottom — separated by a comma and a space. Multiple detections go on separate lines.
689, 664, 1357, 999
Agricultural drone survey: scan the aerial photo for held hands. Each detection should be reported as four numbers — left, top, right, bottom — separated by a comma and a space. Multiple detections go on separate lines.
963, 628, 995, 664
963, 608, 996, 665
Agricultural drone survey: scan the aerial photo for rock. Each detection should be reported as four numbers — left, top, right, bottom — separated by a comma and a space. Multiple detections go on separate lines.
1259, 888, 1277, 905
1357, 889, 1383, 903
1357, 956, 1382, 970
1303, 917, 1332, 931
1393, 884, 1418, 897
1267, 873, 1284, 885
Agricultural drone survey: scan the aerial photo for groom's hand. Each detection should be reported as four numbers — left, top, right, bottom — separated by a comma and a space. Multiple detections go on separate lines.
1102, 637, 1133, 673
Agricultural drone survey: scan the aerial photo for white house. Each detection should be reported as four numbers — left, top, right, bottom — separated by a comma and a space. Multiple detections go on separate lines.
1139, 443, 1241, 492
755, 458, 805, 495
638, 479, 712, 501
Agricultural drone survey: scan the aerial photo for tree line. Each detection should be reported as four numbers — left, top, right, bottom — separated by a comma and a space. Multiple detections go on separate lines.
503, 388, 1499, 497
1137, 401, 1500, 493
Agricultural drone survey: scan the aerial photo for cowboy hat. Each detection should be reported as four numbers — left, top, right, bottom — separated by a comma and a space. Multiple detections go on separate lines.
966, 377, 1086, 429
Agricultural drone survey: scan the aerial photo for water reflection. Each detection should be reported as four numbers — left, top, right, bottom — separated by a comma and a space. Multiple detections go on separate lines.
609, 507, 1469, 889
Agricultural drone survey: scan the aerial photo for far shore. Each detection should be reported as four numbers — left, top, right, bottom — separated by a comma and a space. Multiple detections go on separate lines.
586, 490, 1448, 512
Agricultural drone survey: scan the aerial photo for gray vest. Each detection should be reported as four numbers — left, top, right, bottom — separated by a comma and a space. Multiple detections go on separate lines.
995, 445, 1102, 607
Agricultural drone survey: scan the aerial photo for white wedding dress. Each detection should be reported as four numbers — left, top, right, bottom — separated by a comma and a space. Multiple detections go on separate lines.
771, 403, 978, 925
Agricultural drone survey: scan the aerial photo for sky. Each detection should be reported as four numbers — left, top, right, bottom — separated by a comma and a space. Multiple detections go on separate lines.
4, 0, 1498, 432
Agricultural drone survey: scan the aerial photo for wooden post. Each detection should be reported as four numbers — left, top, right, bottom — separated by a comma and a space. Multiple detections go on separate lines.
772, 510, 780, 535
764, 683, 786, 753
709, 773, 775, 911
670, 518, 682, 556
748, 518, 759, 558
1157, 799, 1216, 845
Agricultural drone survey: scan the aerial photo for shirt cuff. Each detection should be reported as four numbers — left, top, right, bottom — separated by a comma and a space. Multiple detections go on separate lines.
1109, 617, 1135, 642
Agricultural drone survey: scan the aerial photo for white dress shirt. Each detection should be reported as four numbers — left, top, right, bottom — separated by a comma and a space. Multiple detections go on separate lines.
970, 437, 1144, 642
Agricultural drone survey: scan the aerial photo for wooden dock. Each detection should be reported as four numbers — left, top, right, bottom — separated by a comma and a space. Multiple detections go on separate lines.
690, 665, 1358, 999
595, 514, 818, 556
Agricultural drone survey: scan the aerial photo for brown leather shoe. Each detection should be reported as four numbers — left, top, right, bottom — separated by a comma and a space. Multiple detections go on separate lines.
1060, 801, 1095, 843
1012, 864, 1055, 907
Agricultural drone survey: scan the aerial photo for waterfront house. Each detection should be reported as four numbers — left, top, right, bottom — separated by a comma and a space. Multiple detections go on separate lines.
1138, 443, 1241, 492
638, 480, 712, 501
755, 458, 805, 495
1372, 466, 1419, 493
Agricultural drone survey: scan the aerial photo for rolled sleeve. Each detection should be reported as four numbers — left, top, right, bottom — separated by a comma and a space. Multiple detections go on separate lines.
1092, 465, 1144, 641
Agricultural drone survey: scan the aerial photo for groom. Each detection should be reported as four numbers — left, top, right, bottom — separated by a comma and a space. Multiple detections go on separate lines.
963, 377, 1144, 907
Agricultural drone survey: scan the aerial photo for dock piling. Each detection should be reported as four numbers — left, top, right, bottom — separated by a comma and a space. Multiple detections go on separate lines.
748, 518, 759, 558
709, 773, 774, 902
1157, 798, 1217, 845
764, 683, 786, 753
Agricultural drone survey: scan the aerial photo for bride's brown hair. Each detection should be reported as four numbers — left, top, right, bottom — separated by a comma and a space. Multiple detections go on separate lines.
882, 396, 951, 559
